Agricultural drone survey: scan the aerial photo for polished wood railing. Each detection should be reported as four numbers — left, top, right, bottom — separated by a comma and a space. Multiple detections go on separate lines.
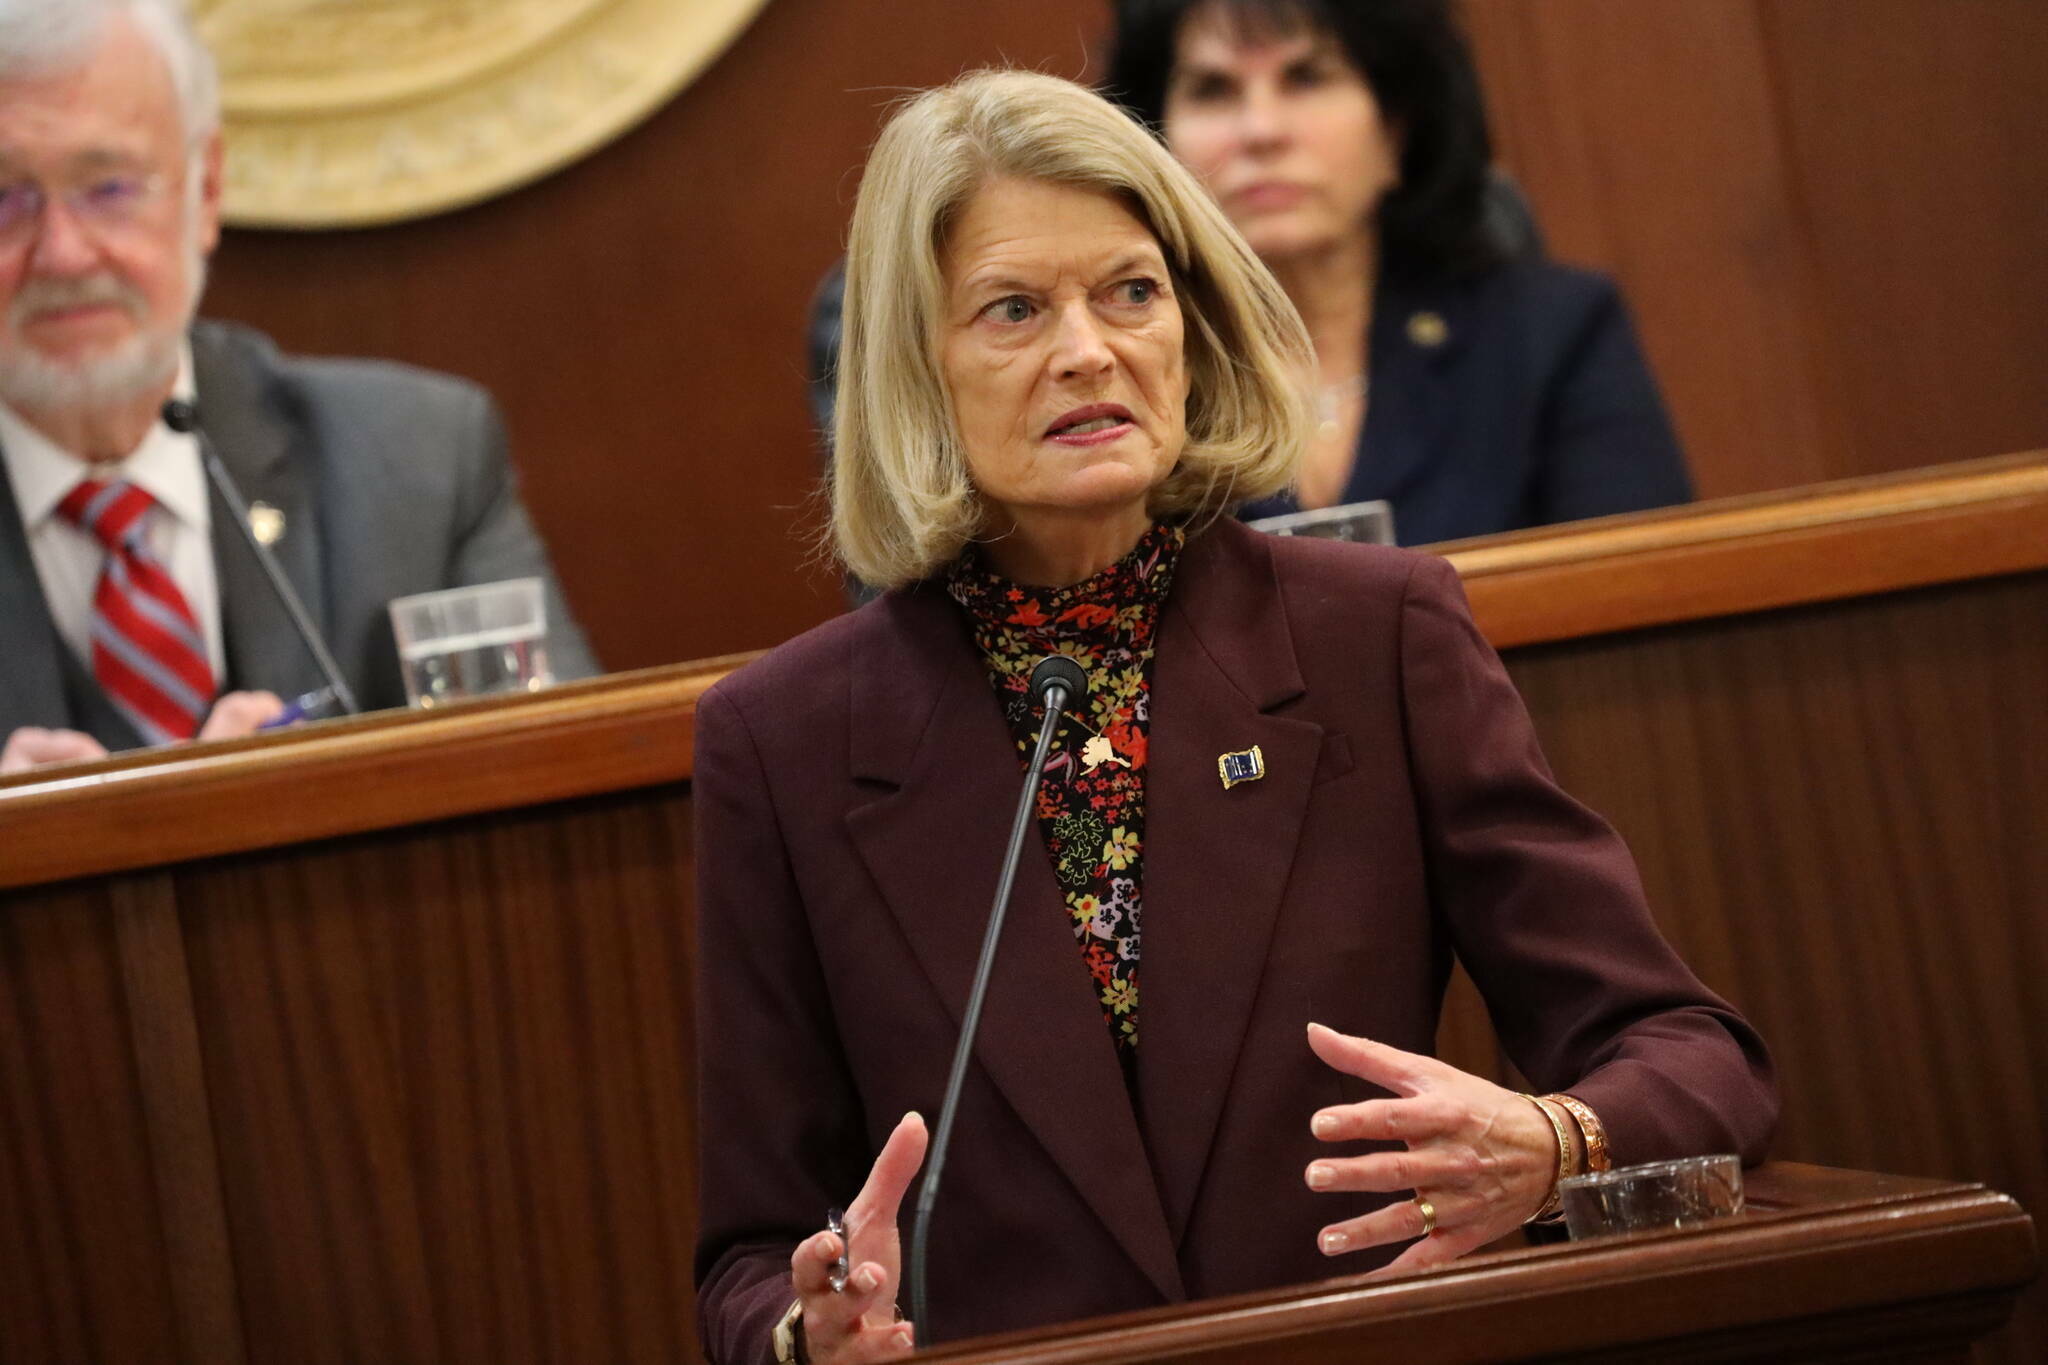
1443, 449, 2048, 646
923, 1165, 2035, 1364
6, 453, 2041, 891
0, 653, 735, 892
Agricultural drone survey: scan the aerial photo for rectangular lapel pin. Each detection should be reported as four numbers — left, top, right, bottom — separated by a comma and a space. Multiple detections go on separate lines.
1218, 745, 1265, 790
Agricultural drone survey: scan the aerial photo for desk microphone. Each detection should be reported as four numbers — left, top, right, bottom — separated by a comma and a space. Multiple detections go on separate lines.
907, 653, 1089, 1339
161, 399, 361, 717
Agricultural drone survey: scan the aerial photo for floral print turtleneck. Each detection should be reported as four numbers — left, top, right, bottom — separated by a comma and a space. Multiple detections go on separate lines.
946, 522, 1185, 1065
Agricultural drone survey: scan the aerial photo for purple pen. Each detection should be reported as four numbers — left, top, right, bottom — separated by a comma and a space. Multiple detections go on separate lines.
259, 685, 339, 730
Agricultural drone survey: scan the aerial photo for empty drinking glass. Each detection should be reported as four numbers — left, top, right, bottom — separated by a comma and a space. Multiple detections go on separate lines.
1560, 1154, 1744, 1240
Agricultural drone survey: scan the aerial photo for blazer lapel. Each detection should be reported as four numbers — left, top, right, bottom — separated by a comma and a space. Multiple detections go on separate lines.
0, 447, 74, 730
191, 325, 327, 698
844, 585, 1185, 1303
1357, 274, 1470, 508
1136, 522, 1323, 1243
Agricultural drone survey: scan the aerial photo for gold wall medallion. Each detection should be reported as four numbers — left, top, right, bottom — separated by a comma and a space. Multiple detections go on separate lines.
195, 0, 774, 229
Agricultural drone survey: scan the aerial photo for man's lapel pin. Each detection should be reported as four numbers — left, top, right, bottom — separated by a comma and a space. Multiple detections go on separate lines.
248, 500, 286, 546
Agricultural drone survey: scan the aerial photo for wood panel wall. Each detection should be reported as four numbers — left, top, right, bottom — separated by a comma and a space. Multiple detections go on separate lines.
1464, 0, 2048, 494
0, 790, 701, 1364
1441, 570, 2048, 1365
199, 0, 2048, 673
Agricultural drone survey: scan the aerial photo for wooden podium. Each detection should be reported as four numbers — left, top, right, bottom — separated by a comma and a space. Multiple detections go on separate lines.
916, 1165, 2032, 1364
2, 455, 2041, 1363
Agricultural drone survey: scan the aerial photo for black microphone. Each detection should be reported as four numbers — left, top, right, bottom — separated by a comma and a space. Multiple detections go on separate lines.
908, 654, 1090, 1338
162, 399, 361, 716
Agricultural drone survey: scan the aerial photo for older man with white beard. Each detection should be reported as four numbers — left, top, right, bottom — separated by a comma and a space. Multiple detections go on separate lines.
0, 0, 594, 773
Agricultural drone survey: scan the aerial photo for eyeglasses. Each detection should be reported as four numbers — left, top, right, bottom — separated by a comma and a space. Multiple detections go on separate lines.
0, 174, 169, 244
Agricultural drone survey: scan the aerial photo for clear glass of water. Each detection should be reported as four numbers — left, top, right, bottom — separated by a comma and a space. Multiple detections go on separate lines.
1559, 1154, 1744, 1241
1245, 499, 1397, 545
388, 577, 555, 709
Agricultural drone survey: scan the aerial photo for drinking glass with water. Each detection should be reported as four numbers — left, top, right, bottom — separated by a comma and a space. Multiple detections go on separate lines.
1245, 499, 1396, 545
387, 578, 555, 709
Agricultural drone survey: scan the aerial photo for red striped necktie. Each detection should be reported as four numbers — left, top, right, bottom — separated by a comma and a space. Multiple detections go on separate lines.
55, 478, 217, 744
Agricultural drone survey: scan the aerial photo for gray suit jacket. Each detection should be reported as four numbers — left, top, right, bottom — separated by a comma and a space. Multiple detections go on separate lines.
0, 319, 597, 749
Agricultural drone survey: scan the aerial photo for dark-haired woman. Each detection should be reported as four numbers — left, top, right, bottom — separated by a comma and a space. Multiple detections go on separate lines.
1109, 0, 1693, 545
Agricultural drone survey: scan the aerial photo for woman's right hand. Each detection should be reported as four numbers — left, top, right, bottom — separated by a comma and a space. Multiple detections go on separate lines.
789, 1111, 928, 1363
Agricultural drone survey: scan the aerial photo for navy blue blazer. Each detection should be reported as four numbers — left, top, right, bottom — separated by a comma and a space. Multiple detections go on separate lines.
1240, 259, 1693, 545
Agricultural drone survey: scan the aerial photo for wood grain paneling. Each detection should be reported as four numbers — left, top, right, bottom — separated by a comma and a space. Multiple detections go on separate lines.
176, 790, 697, 1364
0, 882, 186, 1363
1443, 451, 2048, 647
1758, 0, 2048, 476
1465, 0, 2048, 502
110, 873, 247, 1365
0, 659, 737, 892
1487, 572, 2048, 1364
1463, 0, 1846, 499
912, 1166, 2033, 1364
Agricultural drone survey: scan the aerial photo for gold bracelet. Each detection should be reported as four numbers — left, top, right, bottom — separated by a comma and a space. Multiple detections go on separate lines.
1548, 1092, 1612, 1173
771, 1298, 804, 1365
1521, 1093, 1572, 1223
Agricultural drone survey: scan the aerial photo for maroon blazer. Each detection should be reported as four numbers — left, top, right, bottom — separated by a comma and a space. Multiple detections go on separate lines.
692, 519, 1775, 1361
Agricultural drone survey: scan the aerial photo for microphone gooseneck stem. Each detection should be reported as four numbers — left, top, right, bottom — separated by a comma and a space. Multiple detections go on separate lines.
172, 402, 361, 716
907, 678, 1073, 1339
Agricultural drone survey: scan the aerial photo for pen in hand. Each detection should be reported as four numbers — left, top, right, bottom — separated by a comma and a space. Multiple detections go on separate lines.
258, 685, 340, 731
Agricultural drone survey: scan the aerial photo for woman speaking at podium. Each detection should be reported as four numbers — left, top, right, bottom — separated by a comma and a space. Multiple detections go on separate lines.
692, 71, 1774, 1365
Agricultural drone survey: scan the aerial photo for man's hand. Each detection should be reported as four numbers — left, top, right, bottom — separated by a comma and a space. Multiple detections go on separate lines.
3, 691, 292, 776
197, 691, 286, 741
1, 726, 109, 775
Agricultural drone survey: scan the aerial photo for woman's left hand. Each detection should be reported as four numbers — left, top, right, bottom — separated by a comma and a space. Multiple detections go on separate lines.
1303, 1022, 1562, 1276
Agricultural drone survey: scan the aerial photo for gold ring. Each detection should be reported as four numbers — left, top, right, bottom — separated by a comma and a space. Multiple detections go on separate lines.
1415, 1197, 1438, 1236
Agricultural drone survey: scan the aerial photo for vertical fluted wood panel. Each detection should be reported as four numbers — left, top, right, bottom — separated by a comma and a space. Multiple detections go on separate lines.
176, 788, 698, 1365
109, 873, 249, 1365
1477, 571, 2048, 1364
0, 884, 185, 1362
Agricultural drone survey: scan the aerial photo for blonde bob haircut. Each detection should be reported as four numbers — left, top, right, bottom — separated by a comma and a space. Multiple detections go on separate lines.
832, 69, 1315, 589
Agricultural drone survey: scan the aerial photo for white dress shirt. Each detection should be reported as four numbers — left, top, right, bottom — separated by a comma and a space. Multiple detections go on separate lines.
0, 350, 225, 682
